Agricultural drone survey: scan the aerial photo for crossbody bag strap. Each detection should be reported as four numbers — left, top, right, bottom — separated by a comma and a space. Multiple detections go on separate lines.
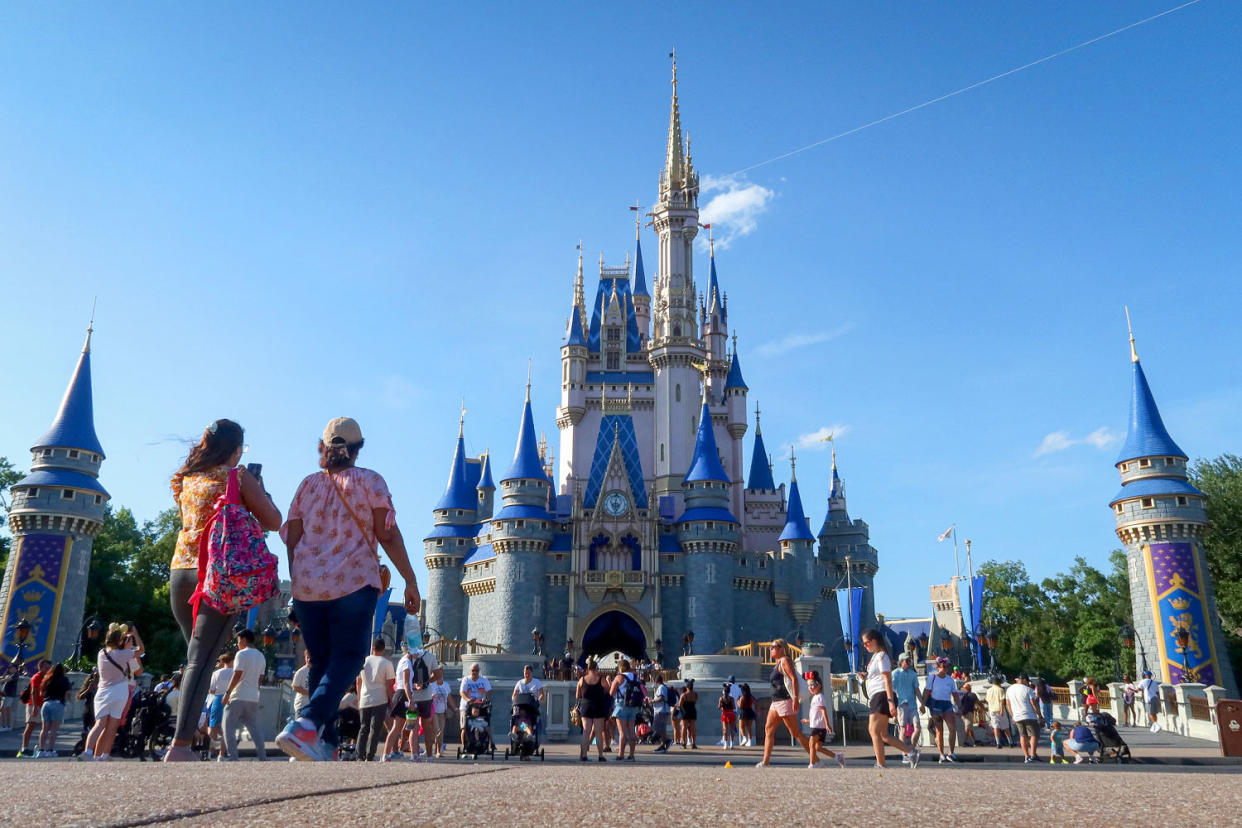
324, 471, 376, 550
103, 649, 131, 680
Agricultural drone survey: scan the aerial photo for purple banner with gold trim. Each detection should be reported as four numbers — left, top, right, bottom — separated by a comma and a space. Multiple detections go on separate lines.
1145, 542, 1218, 686
1, 534, 72, 673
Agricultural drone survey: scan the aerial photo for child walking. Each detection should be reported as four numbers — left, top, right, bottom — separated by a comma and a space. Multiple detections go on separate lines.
802, 672, 845, 769
1049, 720, 1068, 764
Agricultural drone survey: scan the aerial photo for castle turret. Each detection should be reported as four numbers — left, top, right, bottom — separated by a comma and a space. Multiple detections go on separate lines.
678, 396, 738, 655
778, 458, 819, 629
818, 444, 878, 656
476, 452, 495, 521
1111, 318, 1236, 694
632, 218, 651, 345
559, 248, 589, 458
489, 383, 554, 652
723, 339, 748, 519
703, 234, 729, 396
1, 327, 108, 666
650, 56, 704, 505
423, 413, 479, 642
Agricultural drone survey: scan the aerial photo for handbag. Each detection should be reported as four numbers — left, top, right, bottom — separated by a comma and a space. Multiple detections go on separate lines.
324, 471, 391, 591
191, 468, 279, 621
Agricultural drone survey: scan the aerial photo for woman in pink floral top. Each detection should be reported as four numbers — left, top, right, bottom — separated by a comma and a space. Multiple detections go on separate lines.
275, 417, 420, 762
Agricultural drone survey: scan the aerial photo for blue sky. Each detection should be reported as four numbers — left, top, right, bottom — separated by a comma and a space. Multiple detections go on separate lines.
2, 2, 1239, 622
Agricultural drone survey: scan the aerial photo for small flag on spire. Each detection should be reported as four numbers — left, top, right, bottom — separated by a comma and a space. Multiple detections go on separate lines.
937, 526, 955, 542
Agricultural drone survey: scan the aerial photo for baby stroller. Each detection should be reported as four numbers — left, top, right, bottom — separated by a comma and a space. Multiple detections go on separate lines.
1091, 712, 1132, 762
457, 700, 495, 760
114, 689, 174, 760
337, 707, 361, 761
635, 700, 659, 744
504, 693, 544, 761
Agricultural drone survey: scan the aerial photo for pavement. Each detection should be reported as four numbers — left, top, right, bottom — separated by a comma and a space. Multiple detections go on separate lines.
0, 748, 1240, 826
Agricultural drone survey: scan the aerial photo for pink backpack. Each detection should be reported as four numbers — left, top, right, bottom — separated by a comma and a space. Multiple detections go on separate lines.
191, 468, 278, 621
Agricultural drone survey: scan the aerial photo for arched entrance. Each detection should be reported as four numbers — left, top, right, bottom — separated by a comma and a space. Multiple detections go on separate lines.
579, 609, 648, 663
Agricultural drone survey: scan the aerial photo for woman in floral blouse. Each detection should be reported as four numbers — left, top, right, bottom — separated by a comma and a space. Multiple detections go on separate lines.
275, 417, 420, 762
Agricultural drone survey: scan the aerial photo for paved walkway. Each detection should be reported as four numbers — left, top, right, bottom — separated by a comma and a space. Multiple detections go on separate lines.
1, 756, 1240, 826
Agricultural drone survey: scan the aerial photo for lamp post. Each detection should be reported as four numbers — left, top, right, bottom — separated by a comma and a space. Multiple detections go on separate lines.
842, 634, 853, 673
1021, 635, 1031, 671
1174, 626, 1196, 683
1118, 625, 1135, 681
13, 619, 32, 674
70, 614, 104, 664
985, 627, 999, 675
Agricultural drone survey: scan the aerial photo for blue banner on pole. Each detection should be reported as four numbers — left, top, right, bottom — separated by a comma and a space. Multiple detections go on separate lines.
373, 588, 393, 639
245, 606, 258, 631
970, 575, 986, 671
848, 587, 863, 671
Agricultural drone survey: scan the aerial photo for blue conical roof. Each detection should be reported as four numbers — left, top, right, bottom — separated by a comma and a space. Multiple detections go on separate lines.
477, 452, 495, 489
1117, 360, 1185, 464
724, 352, 747, 390
829, 464, 843, 501
502, 393, 546, 482
747, 427, 775, 490
708, 252, 723, 316
778, 477, 815, 542
566, 306, 587, 347
633, 235, 649, 297
34, 331, 104, 457
683, 402, 730, 484
435, 434, 476, 510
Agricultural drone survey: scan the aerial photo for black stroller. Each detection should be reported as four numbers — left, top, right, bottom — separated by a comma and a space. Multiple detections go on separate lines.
457, 700, 495, 760
504, 693, 544, 761
1090, 712, 1132, 762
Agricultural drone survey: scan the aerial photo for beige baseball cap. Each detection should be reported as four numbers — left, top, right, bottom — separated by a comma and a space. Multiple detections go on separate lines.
322, 417, 363, 446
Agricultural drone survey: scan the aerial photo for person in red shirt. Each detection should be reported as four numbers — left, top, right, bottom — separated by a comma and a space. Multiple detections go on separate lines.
17, 659, 51, 758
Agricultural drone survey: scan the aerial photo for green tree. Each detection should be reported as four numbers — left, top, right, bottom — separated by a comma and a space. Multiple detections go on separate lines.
0, 456, 25, 572
82, 506, 183, 674
1189, 453, 1242, 671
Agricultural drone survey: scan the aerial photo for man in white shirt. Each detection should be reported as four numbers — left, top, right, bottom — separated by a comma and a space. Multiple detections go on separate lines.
291, 650, 311, 720
223, 629, 268, 761
355, 638, 395, 761
1137, 670, 1162, 732
459, 663, 492, 746
1004, 674, 1043, 764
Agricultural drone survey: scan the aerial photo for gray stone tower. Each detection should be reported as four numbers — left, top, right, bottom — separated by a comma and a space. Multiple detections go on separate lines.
677, 397, 738, 655
489, 385, 553, 652
819, 447, 878, 669
422, 414, 477, 642
1111, 324, 1237, 694
1, 328, 108, 668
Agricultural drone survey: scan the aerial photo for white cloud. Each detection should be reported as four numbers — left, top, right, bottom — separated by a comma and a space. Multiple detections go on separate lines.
775, 425, 851, 460
755, 324, 853, 358
1034, 426, 1120, 457
698, 173, 774, 249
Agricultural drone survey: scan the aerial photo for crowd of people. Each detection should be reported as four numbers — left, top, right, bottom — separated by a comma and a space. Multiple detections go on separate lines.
0, 415, 1154, 767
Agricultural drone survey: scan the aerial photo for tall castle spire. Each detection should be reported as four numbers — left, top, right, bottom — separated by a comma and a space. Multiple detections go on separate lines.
746, 402, 776, 490
665, 52, 685, 188
34, 326, 105, 457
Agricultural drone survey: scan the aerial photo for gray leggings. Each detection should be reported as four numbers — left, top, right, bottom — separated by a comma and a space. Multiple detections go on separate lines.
173, 601, 235, 742
169, 569, 198, 644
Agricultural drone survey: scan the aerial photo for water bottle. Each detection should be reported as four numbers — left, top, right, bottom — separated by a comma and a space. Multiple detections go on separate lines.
404, 614, 423, 653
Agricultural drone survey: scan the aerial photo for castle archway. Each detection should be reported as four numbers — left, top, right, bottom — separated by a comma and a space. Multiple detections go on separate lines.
577, 605, 650, 664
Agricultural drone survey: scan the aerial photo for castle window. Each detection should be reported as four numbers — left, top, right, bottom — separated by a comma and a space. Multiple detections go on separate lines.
1139, 459, 1151, 468
758, 558, 766, 569
42, 449, 52, 457
68, 450, 79, 459
1177, 496, 1188, 506
563, 363, 568, 382
739, 558, 746, 567
61, 489, 74, 500
1120, 462, 1129, 472
1141, 498, 1154, 509
1166, 457, 1177, 466
516, 520, 525, 528
688, 596, 697, 618
436, 540, 443, 546
706, 522, 713, 529
660, 444, 665, 462
606, 352, 620, 370
607, 328, 620, 342
706, 562, 716, 583
675, 384, 681, 403
90, 454, 99, 463
1114, 504, 1123, 514
26, 488, 38, 498
94, 495, 102, 505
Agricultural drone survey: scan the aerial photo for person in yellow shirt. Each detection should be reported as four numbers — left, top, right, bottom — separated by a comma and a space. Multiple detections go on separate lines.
985, 678, 1011, 748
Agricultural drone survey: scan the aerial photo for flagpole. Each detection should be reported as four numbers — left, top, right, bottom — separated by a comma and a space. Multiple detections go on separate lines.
952, 527, 960, 580
965, 538, 979, 673
845, 554, 854, 673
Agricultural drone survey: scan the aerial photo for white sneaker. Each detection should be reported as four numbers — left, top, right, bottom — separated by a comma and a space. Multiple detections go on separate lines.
755, 760, 768, 767
902, 754, 910, 764
1074, 756, 1084, 764
808, 761, 823, 769
1150, 723, 1160, 733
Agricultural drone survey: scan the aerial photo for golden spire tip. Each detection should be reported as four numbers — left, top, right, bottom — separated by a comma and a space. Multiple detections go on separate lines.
1125, 305, 1139, 363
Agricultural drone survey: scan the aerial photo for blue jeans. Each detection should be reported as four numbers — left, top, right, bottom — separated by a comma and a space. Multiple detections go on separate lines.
1041, 702, 1053, 723
293, 586, 379, 747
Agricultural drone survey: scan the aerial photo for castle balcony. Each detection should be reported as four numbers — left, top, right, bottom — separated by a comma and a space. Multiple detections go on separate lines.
582, 569, 646, 603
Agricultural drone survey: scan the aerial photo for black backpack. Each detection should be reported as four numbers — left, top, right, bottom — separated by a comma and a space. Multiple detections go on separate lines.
623, 674, 645, 707
410, 654, 431, 690
665, 685, 679, 708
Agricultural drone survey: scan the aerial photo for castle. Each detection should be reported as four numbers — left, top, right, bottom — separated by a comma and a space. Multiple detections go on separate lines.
422, 62, 879, 667
0, 328, 108, 669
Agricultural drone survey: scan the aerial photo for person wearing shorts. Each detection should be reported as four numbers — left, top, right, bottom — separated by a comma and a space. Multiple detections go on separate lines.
860, 629, 919, 769
891, 653, 922, 755
1004, 674, 1044, 764
923, 657, 959, 762
458, 664, 492, 746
